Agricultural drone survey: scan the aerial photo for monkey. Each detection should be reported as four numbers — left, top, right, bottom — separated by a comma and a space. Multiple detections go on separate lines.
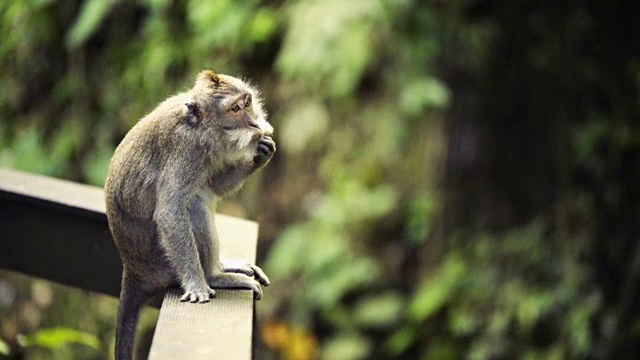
104, 70, 275, 360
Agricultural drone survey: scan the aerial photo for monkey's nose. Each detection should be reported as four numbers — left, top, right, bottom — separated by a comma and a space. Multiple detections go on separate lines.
247, 121, 260, 129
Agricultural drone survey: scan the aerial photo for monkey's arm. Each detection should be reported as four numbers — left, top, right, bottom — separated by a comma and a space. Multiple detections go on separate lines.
154, 169, 216, 303
210, 163, 255, 196
210, 135, 276, 196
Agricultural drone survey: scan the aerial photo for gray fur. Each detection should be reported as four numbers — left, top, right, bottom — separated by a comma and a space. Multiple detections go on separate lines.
105, 70, 274, 360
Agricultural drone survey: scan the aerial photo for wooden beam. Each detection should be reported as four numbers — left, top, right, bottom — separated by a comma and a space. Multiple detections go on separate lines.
0, 167, 122, 297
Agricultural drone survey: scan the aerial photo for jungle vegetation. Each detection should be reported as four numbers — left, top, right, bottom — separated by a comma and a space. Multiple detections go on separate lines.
0, 0, 639, 359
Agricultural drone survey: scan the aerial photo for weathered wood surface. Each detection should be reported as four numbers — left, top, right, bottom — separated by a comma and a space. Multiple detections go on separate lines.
0, 167, 259, 359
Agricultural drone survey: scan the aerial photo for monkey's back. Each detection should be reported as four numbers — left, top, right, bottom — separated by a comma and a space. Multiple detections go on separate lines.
104, 102, 186, 280
105, 119, 159, 258
105, 94, 192, 226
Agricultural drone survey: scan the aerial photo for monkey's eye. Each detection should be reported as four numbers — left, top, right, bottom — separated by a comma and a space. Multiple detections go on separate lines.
231, 104, 242, 112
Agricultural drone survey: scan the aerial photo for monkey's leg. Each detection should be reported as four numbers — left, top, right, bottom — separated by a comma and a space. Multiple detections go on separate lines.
189, 196, 218, 284
221, 258, 270, 286
207, 272, 263, 300
116, 272, 149, 360
155, 174, 216, 303
190, 202, 267, 299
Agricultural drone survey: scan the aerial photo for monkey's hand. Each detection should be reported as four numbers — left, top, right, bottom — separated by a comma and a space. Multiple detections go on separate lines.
254, 135, 276, 167
207, 273, 264, 300
180, 282, 217, 303
221, 259, 271, 286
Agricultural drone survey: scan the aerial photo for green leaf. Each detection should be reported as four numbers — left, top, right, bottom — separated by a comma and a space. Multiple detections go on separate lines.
353, 292, 404, 328
67, 0, 118, 48
567, 293, 600, 355
409, 256, 466, 322
322, 333, 372, 360
330, 24, 372, 96
386, 325, 417, 355
406, 194, 438, 245
516, 291, 556, 332
0, 338, 9, 355
306, 256, 379, 309
400, 77, 451, 115
448, 308, 479, 336
264, 225, 310, 279
249, 7, 278, 43
305, 231, 349, 274
17, 328, 101, 351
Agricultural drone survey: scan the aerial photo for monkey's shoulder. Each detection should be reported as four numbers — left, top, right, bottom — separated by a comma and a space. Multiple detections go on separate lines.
142, 92, 195, 126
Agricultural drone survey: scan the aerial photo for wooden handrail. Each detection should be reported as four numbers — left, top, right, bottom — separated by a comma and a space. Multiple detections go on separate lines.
0, 167, 121, 296
0, 168, 258, 359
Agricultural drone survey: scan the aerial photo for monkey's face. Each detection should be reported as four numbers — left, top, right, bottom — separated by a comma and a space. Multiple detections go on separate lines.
202, 73, 273, 151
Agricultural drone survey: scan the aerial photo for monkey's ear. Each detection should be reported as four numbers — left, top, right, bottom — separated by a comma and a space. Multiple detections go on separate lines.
196, 69, 220, 88
185, 102, 201, 125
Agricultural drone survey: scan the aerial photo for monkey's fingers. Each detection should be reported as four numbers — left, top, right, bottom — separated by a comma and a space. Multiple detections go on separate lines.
180, 287, 216, 303
180, 292, 197, 303
221, 261, 271, 286
221, 262, 255, 277
207, 274, 263, 300
257, 138, 275, 156
250, 265, 270, 287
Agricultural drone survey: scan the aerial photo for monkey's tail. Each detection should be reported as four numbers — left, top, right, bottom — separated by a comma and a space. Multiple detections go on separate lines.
115, 271, 147, 360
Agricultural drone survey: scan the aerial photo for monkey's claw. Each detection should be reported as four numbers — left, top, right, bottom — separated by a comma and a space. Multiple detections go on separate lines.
180, 285, 216, 303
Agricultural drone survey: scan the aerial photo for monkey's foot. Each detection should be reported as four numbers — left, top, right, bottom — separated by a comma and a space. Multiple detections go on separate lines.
180, 282, 216, 303
207, 273, 263, 300
221, 259, 271, 286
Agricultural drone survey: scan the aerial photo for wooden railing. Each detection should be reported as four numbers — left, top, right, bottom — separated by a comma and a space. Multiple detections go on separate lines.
0, 168, 258, 359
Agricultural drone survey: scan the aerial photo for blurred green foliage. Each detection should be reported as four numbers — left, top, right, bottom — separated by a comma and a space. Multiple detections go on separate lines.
388, 221, 600, 359
1, 0, 639, 359
0, 339, 8, 356
17, 327, 101, 353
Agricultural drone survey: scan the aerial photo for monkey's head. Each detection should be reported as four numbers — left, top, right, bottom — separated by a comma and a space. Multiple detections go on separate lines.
192, 70, 273, 151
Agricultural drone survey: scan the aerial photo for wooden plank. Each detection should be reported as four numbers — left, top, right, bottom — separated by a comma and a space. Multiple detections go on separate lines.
0, 167, 106, 213
148, 216, 259, 360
